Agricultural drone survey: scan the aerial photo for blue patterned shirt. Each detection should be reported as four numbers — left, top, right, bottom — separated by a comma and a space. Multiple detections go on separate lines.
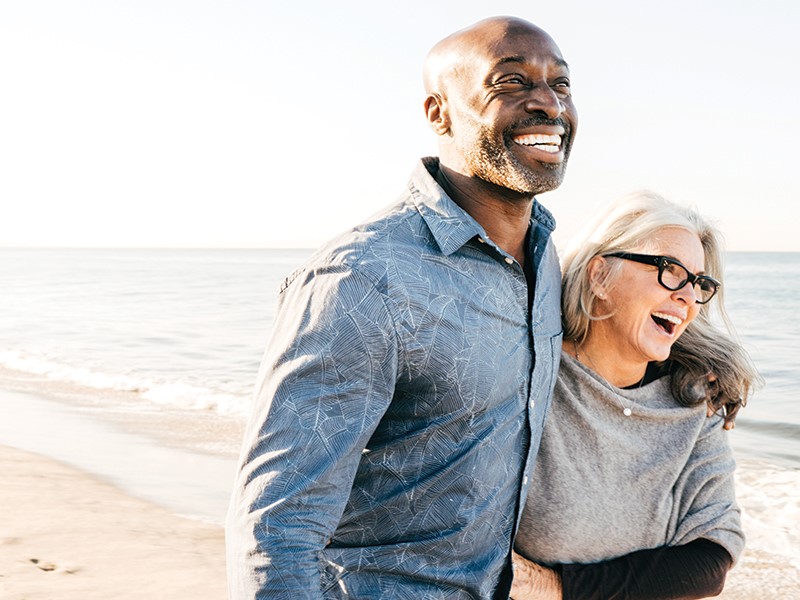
227, 158, 563, 599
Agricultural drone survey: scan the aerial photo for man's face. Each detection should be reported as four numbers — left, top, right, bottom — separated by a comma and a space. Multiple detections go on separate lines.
445, 27, 578, 196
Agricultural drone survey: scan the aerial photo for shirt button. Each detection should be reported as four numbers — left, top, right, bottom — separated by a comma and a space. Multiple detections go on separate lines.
477, 237, 486, 243
504, 257, 514, 265
530, 400, 535, 408
523, 476, 529, 486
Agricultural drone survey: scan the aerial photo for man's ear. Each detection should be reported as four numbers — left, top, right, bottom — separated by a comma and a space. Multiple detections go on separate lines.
424, 93, 450, 135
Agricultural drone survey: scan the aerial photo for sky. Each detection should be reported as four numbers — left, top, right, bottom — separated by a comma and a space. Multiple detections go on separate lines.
1, 0, 798, 252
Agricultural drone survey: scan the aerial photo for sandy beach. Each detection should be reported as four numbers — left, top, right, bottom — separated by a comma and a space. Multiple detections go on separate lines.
718, 543, 800, 599
0, 379, 236, 600
0, 444, 226, 600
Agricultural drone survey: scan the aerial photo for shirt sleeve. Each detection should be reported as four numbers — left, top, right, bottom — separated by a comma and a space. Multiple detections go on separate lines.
560, 539, 733, 600
226, 264, 399, 599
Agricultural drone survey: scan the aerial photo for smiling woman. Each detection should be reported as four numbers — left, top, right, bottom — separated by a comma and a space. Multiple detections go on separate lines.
510, 191, 762, 600
583, 226, 707, 382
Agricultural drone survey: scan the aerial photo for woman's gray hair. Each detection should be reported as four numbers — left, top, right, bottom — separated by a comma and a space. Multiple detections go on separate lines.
560, 190, 761, 422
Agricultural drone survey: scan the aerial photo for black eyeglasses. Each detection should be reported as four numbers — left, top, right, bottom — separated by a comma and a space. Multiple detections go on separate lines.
604, 252, 720, 304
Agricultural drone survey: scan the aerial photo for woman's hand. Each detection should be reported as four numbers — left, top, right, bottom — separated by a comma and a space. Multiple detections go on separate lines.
510, 551, 562, 600
704, 373, 739, 430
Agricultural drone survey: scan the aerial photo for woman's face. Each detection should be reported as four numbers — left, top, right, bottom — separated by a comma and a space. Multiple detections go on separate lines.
593, 227, 705, 368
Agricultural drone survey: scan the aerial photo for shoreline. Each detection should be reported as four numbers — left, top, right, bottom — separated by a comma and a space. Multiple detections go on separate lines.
0, 387, 239, 524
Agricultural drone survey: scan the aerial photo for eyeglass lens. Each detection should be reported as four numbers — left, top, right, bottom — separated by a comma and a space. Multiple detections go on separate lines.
660, 261, 716, 301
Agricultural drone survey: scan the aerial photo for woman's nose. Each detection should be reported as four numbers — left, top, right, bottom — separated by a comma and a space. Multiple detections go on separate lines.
673, 281, 699, 304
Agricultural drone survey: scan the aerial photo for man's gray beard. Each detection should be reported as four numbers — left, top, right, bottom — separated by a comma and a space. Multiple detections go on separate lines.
467, 134, 567, 196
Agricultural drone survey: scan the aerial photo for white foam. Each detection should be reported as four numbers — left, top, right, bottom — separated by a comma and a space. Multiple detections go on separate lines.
0, 349, 249, 417
735, 461, 800, 569
142, 381, 248, 415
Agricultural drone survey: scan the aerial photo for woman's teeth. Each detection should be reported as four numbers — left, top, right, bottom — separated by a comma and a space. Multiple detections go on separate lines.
651, 312, 683, 334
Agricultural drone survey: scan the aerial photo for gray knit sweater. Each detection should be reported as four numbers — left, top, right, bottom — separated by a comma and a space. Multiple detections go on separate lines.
515, 351, 744, 566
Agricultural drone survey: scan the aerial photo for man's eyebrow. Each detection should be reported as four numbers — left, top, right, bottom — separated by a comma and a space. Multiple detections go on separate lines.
495, 56, 570, 70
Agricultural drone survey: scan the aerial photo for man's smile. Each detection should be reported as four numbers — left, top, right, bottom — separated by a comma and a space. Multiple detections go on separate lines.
512, 132, 563, 154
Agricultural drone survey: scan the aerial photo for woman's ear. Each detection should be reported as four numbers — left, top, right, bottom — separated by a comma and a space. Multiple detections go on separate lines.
424, 93, 450, 136
587, 256, 610, 300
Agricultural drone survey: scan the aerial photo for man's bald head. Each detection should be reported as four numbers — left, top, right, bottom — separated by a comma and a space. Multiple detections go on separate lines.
423, 17, 556, 99
421, 16, 577, 198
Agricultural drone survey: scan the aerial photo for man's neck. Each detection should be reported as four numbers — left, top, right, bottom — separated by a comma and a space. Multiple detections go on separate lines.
435, 165, 533, 265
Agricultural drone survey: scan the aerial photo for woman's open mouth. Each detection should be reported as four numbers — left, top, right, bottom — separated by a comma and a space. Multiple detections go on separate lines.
651, 312, 683, 336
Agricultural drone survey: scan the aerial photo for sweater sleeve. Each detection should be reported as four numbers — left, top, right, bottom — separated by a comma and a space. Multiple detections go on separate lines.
666, 413, 744, 563
560, 539, 733, 600
557, 413, 742, 600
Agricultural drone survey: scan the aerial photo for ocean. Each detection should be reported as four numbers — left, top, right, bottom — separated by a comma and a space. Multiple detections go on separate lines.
0, 248, 797, 585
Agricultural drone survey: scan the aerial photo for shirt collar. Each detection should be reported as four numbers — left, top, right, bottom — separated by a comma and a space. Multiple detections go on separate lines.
532, 199, 556, 234
407, 157, 487, 256
408, 157, 556, 256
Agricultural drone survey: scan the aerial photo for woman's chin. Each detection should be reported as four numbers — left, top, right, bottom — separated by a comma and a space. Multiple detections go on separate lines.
644, 344, 673, 364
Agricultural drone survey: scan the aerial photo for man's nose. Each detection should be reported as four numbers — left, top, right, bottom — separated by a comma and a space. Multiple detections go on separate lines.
524, 85, 564, 120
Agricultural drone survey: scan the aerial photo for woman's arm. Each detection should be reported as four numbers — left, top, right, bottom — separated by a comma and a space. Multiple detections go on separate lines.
511, 539, 732, 600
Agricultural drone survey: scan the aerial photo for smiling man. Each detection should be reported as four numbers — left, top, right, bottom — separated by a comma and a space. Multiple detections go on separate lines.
424, 17, 576, 266
227, 17, 577, 599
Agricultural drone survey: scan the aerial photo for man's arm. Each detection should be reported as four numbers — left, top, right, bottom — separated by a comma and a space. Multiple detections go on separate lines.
510, 551, 562, 600
226, 265, 398, 599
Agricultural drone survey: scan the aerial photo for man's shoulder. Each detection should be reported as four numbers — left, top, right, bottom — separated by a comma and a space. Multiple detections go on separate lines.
283, 157, 476, 291
312, 159, 454, 268
320, 197, 428, 265
281, 195, 432, 298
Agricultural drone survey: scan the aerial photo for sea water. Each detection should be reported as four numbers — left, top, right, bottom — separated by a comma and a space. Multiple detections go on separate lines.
0, 248, 797, 569
0, 248, 309, 416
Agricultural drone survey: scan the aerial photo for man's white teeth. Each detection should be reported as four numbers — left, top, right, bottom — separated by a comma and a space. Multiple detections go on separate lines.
514, 134, 561, 153
652, 312, 683, 326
